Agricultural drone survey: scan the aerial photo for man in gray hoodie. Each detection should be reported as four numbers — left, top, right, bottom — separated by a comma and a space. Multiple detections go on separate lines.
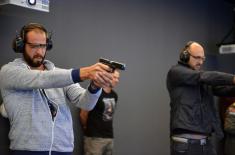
0, 23, 119, 155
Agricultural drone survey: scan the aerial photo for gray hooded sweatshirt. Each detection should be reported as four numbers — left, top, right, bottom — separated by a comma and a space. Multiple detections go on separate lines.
0, 58, 101, 152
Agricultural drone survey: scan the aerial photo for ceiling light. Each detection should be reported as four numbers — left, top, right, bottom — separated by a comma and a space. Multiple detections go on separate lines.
28, 0, 36, 5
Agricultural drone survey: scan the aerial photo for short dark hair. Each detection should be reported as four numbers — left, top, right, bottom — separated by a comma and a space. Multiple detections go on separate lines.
20, 23, 48, 43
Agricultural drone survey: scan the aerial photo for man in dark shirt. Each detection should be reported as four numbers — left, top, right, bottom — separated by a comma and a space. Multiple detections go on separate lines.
80, 71, 119, 155
167, 41, 235, 155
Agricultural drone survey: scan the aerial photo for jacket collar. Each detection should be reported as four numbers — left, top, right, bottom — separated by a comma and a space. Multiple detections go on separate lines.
178, 61, 191, 68
13, 58, 55, 70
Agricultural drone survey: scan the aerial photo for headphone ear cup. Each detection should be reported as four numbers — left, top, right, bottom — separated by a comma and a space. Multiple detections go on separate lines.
46, 38, 53, 51
180, 50, 190, 63
12, 36, 24, 53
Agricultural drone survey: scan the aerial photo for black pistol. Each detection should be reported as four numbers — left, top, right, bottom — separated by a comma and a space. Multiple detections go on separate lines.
99, 58, 126, 72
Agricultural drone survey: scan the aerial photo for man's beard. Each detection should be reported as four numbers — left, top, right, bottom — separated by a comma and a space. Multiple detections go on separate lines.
23, 52, 45, 68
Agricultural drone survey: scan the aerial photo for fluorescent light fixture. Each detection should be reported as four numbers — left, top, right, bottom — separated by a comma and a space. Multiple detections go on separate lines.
219, 44, 235, 54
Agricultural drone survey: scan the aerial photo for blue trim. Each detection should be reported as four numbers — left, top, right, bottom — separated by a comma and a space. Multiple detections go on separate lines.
71, 69, 82, 83
88, 82, 101, 94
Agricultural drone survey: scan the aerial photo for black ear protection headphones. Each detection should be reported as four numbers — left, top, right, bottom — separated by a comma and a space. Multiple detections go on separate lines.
179, 41, 195, 63
12, 23, 53, 53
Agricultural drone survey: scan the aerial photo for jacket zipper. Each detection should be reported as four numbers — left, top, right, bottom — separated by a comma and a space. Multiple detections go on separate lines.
49, 102, 58, 155
41, 89, 58, 155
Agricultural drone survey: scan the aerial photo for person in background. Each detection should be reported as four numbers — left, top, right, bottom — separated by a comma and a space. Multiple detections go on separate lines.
0, 23, 120, 155
167, 41, 235, 155
224, 102, 235, 155
80, 70, 119, 155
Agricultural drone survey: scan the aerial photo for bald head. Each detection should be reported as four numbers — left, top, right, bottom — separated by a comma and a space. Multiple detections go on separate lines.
189, 42, 204, 56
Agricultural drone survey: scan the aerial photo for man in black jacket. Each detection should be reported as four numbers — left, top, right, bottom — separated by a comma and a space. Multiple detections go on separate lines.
167, 41, 235, 155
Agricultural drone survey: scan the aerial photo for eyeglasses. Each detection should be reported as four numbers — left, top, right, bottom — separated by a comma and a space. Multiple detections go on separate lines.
26, 42, 47, 50
189, 53, 206, 62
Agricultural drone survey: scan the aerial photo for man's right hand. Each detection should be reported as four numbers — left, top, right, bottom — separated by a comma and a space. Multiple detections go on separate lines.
80, 62, 114, 88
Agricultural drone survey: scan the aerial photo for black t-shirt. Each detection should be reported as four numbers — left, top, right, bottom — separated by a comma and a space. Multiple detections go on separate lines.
85, 89, 118, 138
